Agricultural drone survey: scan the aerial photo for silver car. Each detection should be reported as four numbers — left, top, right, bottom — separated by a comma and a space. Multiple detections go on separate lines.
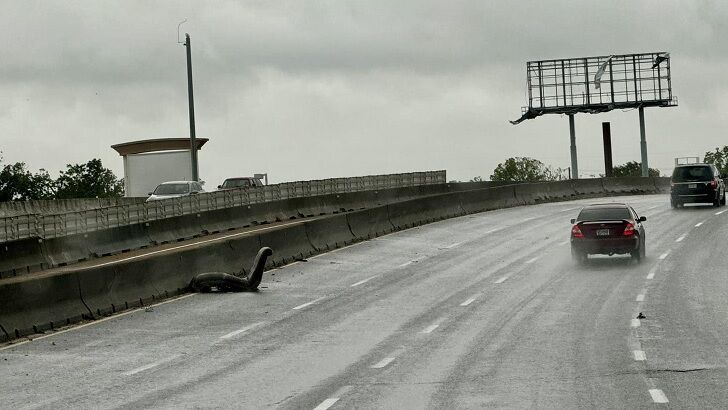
146, 181, 205, 202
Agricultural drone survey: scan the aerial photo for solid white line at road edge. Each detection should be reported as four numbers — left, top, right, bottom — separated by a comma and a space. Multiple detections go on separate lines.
649, 389, 669, 403
313, 398, 339, 410
292, 297, 326, 310
0, 293, 197, 352
371, 357, 395, 369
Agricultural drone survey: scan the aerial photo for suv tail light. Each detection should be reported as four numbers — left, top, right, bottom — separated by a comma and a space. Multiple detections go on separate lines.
571, 224, 584, 238
623, 222, 635, 236
710, 180, 718, 189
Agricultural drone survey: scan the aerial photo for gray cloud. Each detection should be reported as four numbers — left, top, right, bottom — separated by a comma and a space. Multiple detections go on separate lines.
1, 0, 728, 187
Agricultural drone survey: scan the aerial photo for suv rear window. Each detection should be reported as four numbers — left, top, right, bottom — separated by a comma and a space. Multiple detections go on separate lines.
578, 207, 631, 221
222, 179, 252, 188
672, 166, 713, 182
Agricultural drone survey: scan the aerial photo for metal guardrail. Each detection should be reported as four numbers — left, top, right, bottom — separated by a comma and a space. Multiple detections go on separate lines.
0, 171, 446, 242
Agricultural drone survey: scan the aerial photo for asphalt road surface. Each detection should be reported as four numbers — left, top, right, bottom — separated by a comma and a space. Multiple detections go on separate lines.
2, 194, 727, 409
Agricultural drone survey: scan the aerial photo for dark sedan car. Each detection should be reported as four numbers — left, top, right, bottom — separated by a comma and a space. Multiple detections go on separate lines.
570, 203, 646, 264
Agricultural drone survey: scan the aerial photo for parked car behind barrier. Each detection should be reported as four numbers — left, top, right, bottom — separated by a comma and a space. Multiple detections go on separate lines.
146, 181, 205, 202
217, 177, 264, 190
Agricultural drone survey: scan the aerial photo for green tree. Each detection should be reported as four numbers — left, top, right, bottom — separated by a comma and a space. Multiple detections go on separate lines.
0, 153, 56, 201
610, 161, 660, 177
704, 146, 728, 176
55, 158, 124, 199
490, 157, 561, 182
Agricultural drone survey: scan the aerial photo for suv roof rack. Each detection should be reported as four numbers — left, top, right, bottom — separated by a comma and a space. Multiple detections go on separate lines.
675, 157, 701, 165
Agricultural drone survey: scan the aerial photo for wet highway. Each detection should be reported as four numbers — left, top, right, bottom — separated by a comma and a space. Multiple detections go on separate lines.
2, 194, 727, 409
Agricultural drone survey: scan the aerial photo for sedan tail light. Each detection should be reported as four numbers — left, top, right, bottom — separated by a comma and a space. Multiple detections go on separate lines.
571, 224, 584, 238
623, 222, 635, 236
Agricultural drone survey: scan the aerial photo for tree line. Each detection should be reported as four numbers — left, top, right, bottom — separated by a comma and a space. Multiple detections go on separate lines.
478, 146, 728, 183
0, 154, 123, 201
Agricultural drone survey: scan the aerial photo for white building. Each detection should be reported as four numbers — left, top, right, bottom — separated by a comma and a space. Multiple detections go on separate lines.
111, 138, 209, 197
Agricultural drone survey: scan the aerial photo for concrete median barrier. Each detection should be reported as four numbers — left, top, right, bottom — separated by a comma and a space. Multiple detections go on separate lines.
0, 272, 91, 339
77, 252, 192, 317
85, 224, 153, 257
305, 214, 356, 252
0, 238, 48, 279
388, 193, 465, 229
514, 180, 576, 205
146, 214, 205, 244
458, 185, 519, 213
41, 234, 94, 267
571, 179, 605, 196
346, 206, 395, 240
258, 222, 315, 267
603, 177, 657, 195
654, 177, 670, 193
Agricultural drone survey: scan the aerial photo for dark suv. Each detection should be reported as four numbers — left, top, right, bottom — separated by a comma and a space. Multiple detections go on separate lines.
670, 164, 725, 208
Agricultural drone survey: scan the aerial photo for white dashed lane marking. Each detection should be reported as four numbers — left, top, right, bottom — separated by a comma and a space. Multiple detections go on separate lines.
460, 296, 477, 306
716, 210, 727, 215
219, 322, 265, 340
636, 294, 645, 302
658, 251, 669, 260
494, 276, 508, 284
444, 242, 462, 249
371, 357, 395, 369
524, 257, 538, 264
695, 221, 704, 227
421, 324, 439, 334
124, 355, 180, 376
350, 276, 377, 287
646, 266, 658, 280
313, 398, 339, 410
631, 319, 641, 328
398, 261, 415, 268
676, 235, 685, 242
633, 350, 646, 361
292, 297, 326, 311
649, 389, 669, 403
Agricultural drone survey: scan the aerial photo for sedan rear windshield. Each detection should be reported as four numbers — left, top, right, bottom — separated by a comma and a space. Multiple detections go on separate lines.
578, 207, 631, 221
154, 183, 190, 195
672, 166, 713, 182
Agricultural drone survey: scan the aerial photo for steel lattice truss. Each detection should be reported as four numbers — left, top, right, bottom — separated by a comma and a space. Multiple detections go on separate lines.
512, 52, 677, 124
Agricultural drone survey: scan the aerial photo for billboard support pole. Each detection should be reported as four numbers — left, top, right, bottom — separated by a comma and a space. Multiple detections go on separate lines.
184, 33, 199, 182
639, 106, 648, 177
602, 122, 613, 177
569, 114, 578, 179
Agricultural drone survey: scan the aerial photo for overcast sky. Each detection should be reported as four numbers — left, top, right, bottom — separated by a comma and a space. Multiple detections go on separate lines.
2, 1, 727, 186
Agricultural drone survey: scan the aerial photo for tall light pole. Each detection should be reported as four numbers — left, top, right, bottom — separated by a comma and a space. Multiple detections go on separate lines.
184, 33, 199, 181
